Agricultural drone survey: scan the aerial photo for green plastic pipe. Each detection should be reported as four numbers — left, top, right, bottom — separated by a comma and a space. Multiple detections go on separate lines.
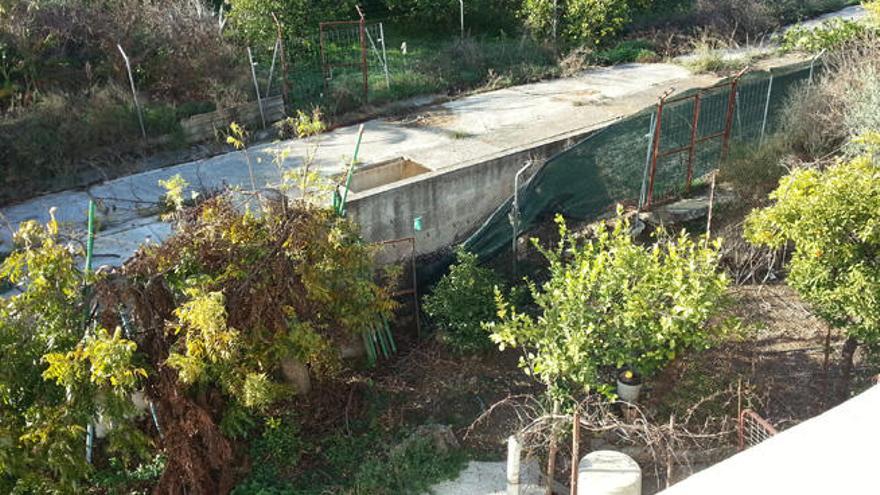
85, 200, 96, 273
84, 200, 96, 464
382, 317, 397, 354
337, 124, 365, 216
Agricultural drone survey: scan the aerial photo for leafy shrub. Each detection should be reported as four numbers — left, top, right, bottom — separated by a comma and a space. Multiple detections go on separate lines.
523, 0, 631, 46
487, 213, 729, 398
423, 250, 503, 353
380, 0, 522, 34
781, 18, 869, 53
231, 417, 303, 494
594, 39, 659, 64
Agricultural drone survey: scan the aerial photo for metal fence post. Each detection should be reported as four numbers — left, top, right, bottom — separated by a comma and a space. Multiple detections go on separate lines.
645, 97, 667, 210
685, 93, 702, 193
247, 47, 267, 129
809, 49, 826, 84
639, 112, 657, 211
116, 44, 146, 141
759, 71, 774, 144
379, 23, 391, 89
512, 161, 533, 278
357, 6, 369, 101
265, 37, 280, 98
721, 75, 741, 161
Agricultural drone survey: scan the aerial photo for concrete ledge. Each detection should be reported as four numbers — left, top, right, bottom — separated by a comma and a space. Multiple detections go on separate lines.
346, 124, 607, 255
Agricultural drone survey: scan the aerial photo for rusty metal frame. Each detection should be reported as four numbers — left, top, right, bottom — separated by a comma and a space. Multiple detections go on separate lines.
319, 6, 369, 101
645, 70, 746, 208
738, 409, 778, 451
374, 237, 421, 339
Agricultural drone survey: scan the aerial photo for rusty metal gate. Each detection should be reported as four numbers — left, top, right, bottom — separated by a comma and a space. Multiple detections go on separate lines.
645, 71, 744, 208
319, 6, 369, 101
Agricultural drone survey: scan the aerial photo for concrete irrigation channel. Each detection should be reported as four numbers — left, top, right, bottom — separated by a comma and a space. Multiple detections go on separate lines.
0, 5, 865, 270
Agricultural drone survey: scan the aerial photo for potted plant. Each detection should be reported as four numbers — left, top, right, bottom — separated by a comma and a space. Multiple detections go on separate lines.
616, 368, 642, 403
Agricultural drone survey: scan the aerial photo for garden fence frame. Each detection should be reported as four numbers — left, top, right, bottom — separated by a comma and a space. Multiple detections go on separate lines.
373, 237, 422, 339
319, 6, 369, 101
644, 69, 745, 209
738, 409, 778, 451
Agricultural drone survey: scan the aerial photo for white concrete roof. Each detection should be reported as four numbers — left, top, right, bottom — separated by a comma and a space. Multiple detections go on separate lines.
659, 385, 880, 495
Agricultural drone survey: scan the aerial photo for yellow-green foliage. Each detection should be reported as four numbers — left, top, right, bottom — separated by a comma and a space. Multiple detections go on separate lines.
522, 0, 631, 46
0, 218, 148, 493
746, 132, 880, 345
167, 290, 240, 384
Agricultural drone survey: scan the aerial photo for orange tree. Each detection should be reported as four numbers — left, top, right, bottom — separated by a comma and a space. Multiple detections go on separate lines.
746, 133, 880, 395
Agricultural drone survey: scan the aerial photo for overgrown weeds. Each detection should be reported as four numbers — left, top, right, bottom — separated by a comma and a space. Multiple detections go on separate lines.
779, 37, 880, 159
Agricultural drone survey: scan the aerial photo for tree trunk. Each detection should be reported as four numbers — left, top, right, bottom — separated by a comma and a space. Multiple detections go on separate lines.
839, 336, 859, 401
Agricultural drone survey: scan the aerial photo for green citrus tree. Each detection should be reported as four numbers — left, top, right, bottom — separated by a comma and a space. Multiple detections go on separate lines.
486, 213, 729, 399
423, 250, 504, 353
745, 132, 880, 395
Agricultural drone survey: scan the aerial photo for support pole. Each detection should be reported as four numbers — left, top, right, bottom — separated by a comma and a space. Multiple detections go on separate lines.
706, 170, 717, 240
685, 93, 702, 193
265, 37, 280, 98
759, 72, 774, 145
357, 6, 369, 102
84, 200, 96, 464
638, 112, 657, 212
645, 95, 667, 210
336, 124, 366, 216
379, 23, 391, 88
247, 47, 267, 129
511, 160, 533, 279
272, 13, 292, 110
546, 400, 560, 495
117, 45, 146, 141
460, 0, 465, 39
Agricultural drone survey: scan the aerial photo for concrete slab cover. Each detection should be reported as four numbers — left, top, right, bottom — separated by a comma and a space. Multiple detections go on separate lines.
428, 460, 544, 495
578, 450, 641, 495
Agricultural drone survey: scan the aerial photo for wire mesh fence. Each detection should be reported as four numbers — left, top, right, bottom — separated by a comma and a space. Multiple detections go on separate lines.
464, 61, 819, 261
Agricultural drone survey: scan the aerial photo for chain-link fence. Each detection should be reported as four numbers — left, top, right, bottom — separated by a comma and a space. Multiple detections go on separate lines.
464, 61, 819, 260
